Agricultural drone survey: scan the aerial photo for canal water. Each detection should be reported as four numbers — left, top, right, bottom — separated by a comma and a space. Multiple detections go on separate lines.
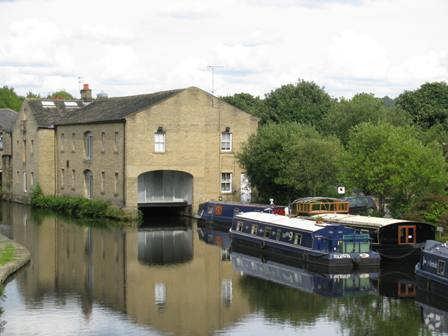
0, 202, 445, 336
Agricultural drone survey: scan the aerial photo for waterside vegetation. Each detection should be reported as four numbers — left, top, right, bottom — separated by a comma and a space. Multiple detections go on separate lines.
0, 244, 15, 267
31, 184, 139, 223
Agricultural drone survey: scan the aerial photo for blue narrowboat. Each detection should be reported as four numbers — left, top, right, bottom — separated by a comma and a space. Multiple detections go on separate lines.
415, 240, 448, 298
197, 201, 285, 224
231, 250, 376, 297
230, 212, 380, 270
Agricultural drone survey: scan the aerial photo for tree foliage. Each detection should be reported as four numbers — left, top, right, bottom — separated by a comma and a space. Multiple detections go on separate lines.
341, 123, 448, 216
396, 82, 448, 130
47, 90, 74, 100
0, 86, 23, 111
221, 93, 267, 120
322, 93, 411, 144
238, 122, 344, 204
263, 80, 334, 126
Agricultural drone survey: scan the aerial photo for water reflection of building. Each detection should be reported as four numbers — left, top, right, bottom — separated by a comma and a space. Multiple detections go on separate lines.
3, 203, 251, 336
197, 222, 232, 261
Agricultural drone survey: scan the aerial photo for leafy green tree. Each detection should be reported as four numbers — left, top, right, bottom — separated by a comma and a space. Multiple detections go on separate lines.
263, 80, 334, 126
0, 86, 23, 111
47, 90, 74, 100
396, 81, 448, 129
322, 93, 411, 144
341, 123, 448, 216
221, 93, 267, 120
26, 91, 41, 99
238, 122, 344, 204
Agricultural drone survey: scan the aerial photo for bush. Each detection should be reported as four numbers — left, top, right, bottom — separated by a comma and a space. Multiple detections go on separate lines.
30, 184, 136, 222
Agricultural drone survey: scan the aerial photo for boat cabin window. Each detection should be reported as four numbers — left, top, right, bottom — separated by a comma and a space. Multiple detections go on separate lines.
251, 224, 258, 235
398, 225, 417, 245
341, 234, 370, 253
293, 233, 302, 245
236, 221, 243, 231
276, 230, 282, 241
264, 227, 272, 238
207, 206, 213, 215
437, 260, 446, 276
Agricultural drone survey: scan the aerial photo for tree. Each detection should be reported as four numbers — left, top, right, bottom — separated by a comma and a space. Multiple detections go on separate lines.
221, 93, 267, 120
341, 123, 448, 216
396, 81, 448, 130
0, 86, 23, 111
26, 91, 41, 99
321, 93, 411, 145
47, 90, 74, 100
238, 122, 344, 204
263, 80, 334, 126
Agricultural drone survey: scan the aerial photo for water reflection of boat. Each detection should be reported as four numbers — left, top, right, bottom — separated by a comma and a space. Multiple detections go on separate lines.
369, 262, 416, 298
231, 248, 377, 298
197, 222, 232, 260
415, 290, 448, 334
138, 218, 193, 265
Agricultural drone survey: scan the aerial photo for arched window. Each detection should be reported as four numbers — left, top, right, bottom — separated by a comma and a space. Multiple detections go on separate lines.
84, 131, 93, 160
84, 169, 93, 199
154, 127, 165, 153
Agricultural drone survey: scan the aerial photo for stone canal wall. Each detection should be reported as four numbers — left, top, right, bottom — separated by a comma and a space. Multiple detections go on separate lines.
0, 233, 30, 284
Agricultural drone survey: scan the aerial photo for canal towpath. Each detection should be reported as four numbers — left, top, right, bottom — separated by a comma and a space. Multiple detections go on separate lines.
0, 233, 30, 284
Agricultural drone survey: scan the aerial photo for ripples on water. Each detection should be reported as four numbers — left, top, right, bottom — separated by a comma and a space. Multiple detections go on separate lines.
0, 203, 445, 336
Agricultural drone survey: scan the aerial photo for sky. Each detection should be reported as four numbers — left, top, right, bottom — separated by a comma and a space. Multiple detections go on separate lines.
0, 0, 447, 99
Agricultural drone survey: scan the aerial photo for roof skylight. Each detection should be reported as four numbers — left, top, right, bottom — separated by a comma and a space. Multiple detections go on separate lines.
64, 101, 78, 107
41, 101, 56, 108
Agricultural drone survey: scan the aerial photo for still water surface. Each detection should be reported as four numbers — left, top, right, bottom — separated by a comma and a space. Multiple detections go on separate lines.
0, 203, 446, 336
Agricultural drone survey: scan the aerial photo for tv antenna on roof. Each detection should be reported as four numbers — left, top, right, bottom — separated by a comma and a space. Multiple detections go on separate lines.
207, 65, 224, 95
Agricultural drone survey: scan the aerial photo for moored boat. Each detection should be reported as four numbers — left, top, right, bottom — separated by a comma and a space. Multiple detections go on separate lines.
415, 240, 448, 298
230, 212, 380, 271
311, 213, 435, 260
197, 200, 285, 224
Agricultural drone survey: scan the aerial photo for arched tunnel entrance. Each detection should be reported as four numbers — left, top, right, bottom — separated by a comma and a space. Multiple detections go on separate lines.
137, 170, 193, 216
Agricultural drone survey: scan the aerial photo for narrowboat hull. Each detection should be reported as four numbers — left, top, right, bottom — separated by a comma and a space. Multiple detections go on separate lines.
197, 201, 285, 224
415, 264, 448, 298
230, 230, 379, 271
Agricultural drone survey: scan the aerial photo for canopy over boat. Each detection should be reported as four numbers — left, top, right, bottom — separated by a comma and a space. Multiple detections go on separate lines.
311, 213, 419, 229
290, 197, 349, 216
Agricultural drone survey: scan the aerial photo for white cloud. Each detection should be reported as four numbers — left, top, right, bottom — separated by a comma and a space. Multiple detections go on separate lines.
0, 0, 446, 99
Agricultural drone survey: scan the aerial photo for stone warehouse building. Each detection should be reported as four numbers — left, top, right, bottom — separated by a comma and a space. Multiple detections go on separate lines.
0, 108, 18, 198
9, 86, 259, 212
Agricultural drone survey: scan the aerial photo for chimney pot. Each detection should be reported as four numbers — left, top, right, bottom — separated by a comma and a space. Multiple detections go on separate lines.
80, 83, 92, 102
83, 83, 90, 90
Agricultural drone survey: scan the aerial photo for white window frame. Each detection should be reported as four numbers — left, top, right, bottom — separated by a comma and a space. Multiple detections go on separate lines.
221, 131, 232, 152
84, 170, 93, 199
154, 130, 165, 153
221, 172, 232, 193
23, 172, 27, 192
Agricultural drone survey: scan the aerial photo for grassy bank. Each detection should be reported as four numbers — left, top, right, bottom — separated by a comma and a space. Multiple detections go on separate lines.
31, 185, 139, 223
0, 244, 15, 266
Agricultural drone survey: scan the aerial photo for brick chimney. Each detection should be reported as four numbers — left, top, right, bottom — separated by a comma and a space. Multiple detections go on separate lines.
80, 83, 92, 101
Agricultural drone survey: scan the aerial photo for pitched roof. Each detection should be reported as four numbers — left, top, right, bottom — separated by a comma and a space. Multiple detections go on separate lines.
0, 108, 18, 132
57, 89, 184, 125
27, 99, 85, 128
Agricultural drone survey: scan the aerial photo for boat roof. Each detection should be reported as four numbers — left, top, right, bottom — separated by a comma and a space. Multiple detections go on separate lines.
423, 240, 448, 258
201, 201, 280, 208
235, 212, 333, 233
311, 213, 417, 229
291, 196, 342, 204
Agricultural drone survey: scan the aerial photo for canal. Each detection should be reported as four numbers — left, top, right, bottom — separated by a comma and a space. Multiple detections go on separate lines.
0, 202, 445, 336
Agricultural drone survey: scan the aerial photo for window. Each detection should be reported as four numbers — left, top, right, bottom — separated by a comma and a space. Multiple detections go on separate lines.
84, 131, 93, 160
276, 230, 282, 241
30, 172, 34, 186
84, 170, 93, 199
264, 227, 272, 238
251, 224, 258, 235
221, 172, 232, 193
398, 225, 417, 244
30, 139, 34, 155
221, 130, 232, 152
60, 133, 65, 152
0, 134, 3, 150
72, 169, 76, 189
293, 233, 302, 245
71, 133, 76, 152
23, 172, 27, 192
114, 172, 119, 194
114, 131, 119, 152
101, 171, 105, 193
101, 131, 105, 152
154, 127, 165, 153
22, 140, 26, 163
61, 169, 65, 189
438, 260, 446, 276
